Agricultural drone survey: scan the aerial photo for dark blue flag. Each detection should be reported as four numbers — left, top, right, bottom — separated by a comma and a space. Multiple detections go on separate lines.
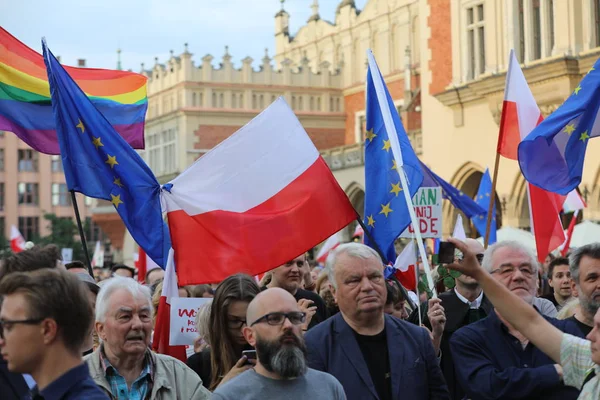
419, 161, 486, 219
364, 54, 423, 263
518, 59, 600, 195
42, 40, 171, 268
471, 169, 497, 244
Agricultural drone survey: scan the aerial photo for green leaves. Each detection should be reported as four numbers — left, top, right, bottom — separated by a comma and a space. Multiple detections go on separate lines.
417, 263, 461, 300
449, 269, 462, 278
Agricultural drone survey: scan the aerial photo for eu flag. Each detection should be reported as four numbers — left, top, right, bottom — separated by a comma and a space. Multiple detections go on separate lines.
471, 169, 497, 244
420, 161, 486, 219
518, 59, 600, 195
364, 55, 423, 263
42, 40, 171, 268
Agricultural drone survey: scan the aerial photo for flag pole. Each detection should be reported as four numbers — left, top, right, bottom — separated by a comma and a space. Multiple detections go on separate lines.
70, 190, 93, 276
356, 216, 389, 264
484, 152, 500, 248
367, 50, 437, 298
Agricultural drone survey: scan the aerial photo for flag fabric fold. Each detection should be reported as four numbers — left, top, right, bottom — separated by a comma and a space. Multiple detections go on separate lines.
420, 161, 486, 219
161, 97, 356, 285
151, 248, 187, 362
518, 56, 600, 194
0, 27, 146, 154
471, 169, 497, 244
363, 55, 423, 263
560, 210, 579, 256
316, 231, 342, 264
499, 50, 565, 261
563, 189, 586, 213
41, 40, 171, 268
391, 241, 417, 291
10, 225, 25, 253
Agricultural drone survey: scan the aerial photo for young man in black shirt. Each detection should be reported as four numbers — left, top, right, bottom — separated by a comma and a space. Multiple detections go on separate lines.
265, 254, 328, 330
541, 257, 572, 311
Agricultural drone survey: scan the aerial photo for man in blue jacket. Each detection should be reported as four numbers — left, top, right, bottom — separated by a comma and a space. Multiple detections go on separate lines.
450, 240, 583, 400
305, 243, 449, 400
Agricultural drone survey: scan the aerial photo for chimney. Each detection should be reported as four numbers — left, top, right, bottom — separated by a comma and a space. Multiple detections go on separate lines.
77, 59, 86, 67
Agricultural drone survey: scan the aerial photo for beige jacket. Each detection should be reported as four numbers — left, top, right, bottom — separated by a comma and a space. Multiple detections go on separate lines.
84, 349, 210, 400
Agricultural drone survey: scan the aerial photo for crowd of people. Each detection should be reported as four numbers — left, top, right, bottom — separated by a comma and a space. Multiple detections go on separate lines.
0, 238, 598, 399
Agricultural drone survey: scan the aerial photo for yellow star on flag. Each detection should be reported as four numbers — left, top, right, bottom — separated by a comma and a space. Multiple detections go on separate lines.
574, 85, 582, 95
390, 182, 402, 197
110, 194, 123, 208
105, 155, 119, 169
485, 192, 490, 197
580, 131, 590, 142
92, 136, 104, 149
382, 139, 391, 152
365, 129, 377, 143
391, 159, 398, 170
564, 124, 576, 135
76, 119, 85, 133
367, 215, 375, 228
113, 177, 124, 188
588, 67, 595, 75
379, 202, 393, 217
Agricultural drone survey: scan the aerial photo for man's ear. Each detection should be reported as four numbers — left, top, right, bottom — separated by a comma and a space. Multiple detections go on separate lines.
41, 318, 58, 345
96, 321, 107, 341
242, 326, 256, 347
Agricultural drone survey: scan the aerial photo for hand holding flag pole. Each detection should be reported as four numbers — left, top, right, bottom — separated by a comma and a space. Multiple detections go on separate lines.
366, 50, 437, 298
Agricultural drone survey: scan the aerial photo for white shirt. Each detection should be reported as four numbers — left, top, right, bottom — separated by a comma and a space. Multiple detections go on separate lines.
454, 288, 484, 309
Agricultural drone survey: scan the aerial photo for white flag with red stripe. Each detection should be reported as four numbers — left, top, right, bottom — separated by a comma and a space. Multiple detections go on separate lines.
151, 248, 186, 362
498, 50, 566, 261
10, 225, 25, 253
563, 190, 586, 213
392, 241, 417, 291
316, 230, 342, 263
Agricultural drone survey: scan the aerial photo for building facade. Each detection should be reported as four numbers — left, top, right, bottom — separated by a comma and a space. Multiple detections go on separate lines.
97, 0, 600, 261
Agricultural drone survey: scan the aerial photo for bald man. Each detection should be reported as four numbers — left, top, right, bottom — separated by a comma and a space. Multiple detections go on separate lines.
212, 288, 345, 400
409, 238, 493, 400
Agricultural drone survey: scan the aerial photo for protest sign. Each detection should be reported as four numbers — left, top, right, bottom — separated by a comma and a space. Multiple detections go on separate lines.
169, 297, 212, 346
400, 187, 442, 239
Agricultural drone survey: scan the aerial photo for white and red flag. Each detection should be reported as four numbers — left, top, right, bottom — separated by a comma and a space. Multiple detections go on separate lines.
560, 189, 586, 256
497, 50, 566, 261
91, 241, 104, 268
161, 98, 356, 285
151, 248, 187, 362
135, 246, 160, 284
10, 225, 25, 253
316, 231, 343, 264
392, 241, 417, 291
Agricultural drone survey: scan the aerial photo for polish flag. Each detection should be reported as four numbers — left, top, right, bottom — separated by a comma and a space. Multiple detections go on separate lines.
499, 50, 566, 261
151, 248, 187, 362
91, 241, 104, 268
392, 241, 417, 291
10, 225, 25, 253
316, 231, 342, 263
134, 247, 160, 284
161, 98, 356, 285
352, 224, 364, 242
560, 210, 580, 256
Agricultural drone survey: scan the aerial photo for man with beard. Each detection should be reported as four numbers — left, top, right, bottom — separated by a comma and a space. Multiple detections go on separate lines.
566, 244, 600, 336
408, 238, 493, 400
450, 241, 584, 400
85, 277, 210, 399
212, 288, 345, 400
305, 243, 449, 400
266, 254, 328, 330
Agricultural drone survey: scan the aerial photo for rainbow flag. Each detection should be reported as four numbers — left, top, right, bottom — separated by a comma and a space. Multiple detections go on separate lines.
0, 27, 146, 154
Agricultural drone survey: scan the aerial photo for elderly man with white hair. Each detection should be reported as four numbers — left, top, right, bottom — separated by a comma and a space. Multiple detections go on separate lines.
449, 240, 584, 400
305, 242, 450, 400
84, 277, 210, 399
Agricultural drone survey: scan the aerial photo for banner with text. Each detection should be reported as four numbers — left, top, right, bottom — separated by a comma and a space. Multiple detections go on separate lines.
400, 187, 442, 239
169, 297, 212, 346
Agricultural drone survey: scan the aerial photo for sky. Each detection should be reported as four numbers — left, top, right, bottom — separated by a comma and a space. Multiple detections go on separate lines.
2, 0, 368, 71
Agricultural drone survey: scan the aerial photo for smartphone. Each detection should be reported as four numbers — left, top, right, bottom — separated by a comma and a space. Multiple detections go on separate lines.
242, 350, 256, 364
438, 241, 456, 264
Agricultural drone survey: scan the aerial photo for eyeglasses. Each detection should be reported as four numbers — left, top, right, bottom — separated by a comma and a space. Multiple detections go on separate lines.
0, 318, 44, 340
458, 254, 484, 264
227, 317, 247, 329
490, 265, 534, 278
250, 312, 306, 327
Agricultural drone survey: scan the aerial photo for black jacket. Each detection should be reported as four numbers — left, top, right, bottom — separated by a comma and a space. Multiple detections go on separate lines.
408, 289, 493, 400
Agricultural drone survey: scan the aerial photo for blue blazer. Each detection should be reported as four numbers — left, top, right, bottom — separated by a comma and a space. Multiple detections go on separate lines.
305, 313, 450, 400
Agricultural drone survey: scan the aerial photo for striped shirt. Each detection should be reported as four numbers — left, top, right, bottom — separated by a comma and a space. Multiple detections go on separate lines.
100, 346, 154, 400
560, 333, 600, 400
